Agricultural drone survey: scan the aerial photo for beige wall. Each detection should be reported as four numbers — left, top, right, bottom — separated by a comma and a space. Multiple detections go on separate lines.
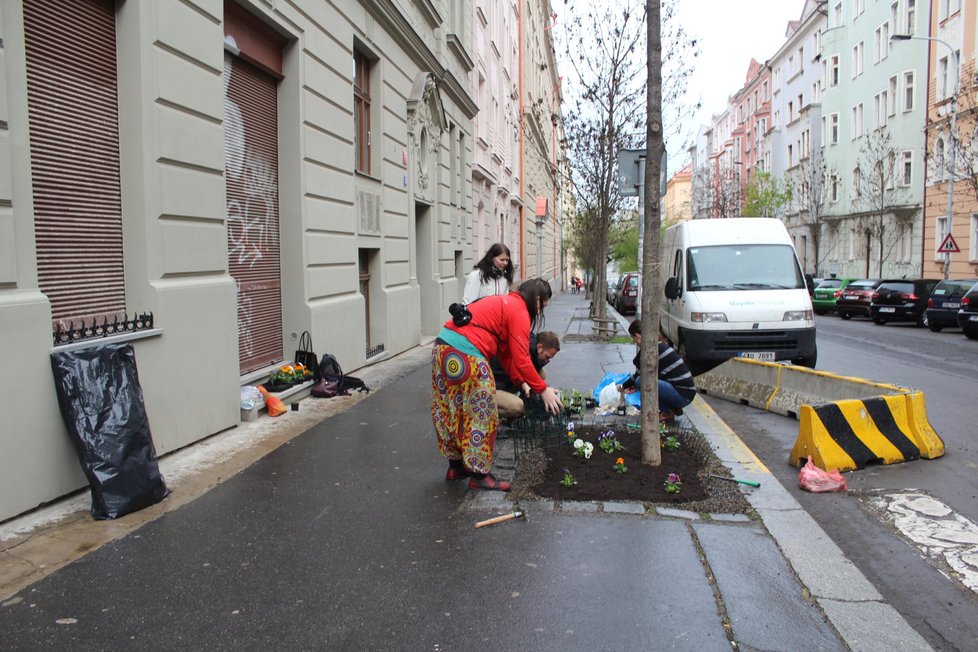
0, 0, 476, 521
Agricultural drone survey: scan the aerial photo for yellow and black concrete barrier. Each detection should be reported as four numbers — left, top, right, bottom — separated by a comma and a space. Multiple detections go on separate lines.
696, 359, 944, 472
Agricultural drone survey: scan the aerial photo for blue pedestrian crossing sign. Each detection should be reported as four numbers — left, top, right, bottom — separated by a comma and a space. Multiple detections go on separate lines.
937, 233, 960, 254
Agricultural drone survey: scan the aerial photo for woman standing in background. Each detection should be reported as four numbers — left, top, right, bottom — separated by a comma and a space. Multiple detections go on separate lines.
462, 243, 514, 303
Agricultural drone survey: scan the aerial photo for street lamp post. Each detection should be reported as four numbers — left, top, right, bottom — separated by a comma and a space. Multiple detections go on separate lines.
892, 34, 959, 280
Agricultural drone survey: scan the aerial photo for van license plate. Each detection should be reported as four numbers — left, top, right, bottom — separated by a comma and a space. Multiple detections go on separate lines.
740, 352, 775, 361
879, 307, 896, 313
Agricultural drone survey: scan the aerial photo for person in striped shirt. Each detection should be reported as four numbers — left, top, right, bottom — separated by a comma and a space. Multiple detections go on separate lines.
619, 319, 696, 420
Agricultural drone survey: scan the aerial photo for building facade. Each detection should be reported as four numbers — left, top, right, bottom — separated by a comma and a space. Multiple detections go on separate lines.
0, 0, 563, 522
921, 0, 978, 278
818, 0, 928, 279
768, 0, 827, 273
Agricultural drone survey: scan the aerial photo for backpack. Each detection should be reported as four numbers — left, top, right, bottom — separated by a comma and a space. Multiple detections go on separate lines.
312, 354, 370, 398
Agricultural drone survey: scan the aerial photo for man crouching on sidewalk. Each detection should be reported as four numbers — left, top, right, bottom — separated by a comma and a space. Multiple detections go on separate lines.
491, 331, 561, 421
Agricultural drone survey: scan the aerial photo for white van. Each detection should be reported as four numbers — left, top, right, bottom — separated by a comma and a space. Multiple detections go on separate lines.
660, 218, 816, 373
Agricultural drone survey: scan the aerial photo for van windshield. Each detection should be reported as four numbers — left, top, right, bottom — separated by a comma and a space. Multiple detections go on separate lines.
686, 244, 805, 291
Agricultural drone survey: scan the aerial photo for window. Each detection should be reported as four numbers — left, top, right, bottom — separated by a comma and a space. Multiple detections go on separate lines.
834, 3, 843, 27
905, 0, 916, 35
887, 151, 896, 189
851, 42, 864, 78
874, 23, 889, 63
901, 150, 913, 186
353, 50, 373, 174
898, 225, 912, 263
812, 30, 822, 60
938, 56, 949, 99
937, 216, 948, 258
829, 55, 840, 87
830, 113, 839, 144
940, 0, 961, 20
830, 174, 840, 202
854, 0, 865, 17
801, 129, 810, 159
851, 167, 861, 199
903, 71, 915, 111
935, 138, 946, 178
971, 214, 978, 260
888, 75, 897, 115
788, 101, 794, 122
874, 91, 887, 129
787, 144, 794, 167
938, 52, 958, 100
851, 103, 864, 139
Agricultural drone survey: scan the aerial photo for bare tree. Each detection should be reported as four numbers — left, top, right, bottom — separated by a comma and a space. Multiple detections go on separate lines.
559, 0, 696, 318
790, 149, 834, 273
855, 129, 914, 276
688, 164, 742, 218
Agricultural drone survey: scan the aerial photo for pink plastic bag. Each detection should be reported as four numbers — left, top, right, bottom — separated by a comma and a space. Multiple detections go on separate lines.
798, 455, 848, 493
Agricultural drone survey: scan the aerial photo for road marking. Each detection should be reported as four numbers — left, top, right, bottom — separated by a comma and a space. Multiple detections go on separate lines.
866, 491, 978, 593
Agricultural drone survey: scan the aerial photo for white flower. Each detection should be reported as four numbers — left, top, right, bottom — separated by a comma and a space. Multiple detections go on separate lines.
584, 443, 594, 459
573, 438, 584, 449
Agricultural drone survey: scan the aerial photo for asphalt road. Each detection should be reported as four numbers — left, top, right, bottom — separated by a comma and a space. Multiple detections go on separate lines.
704, 312, 978, 651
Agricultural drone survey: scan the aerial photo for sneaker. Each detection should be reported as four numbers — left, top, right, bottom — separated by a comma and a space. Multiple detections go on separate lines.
468, 473, 512, 491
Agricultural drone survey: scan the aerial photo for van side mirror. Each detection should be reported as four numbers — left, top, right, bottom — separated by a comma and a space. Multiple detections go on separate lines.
664, 276, 679, 300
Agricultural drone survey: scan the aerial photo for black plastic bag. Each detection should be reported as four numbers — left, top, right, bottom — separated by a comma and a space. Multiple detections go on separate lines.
50, 343, 169, 520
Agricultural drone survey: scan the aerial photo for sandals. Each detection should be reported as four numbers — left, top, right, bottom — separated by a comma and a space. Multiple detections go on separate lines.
467, 473, 512, 492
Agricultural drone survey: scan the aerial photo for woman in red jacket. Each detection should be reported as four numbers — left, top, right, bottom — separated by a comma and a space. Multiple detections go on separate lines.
432, 278, 563, 490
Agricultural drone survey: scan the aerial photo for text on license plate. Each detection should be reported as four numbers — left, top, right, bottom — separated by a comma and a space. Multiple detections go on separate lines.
740, 351, 775, 361
879, 307, 896, 313
945, 302, 960, 309
844, 294, 859, 299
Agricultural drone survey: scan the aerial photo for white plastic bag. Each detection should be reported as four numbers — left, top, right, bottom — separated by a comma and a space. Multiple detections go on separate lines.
240, 385, 262, 410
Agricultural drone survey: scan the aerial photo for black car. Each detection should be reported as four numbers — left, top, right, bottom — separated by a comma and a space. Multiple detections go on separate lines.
869, 279, 940, 327
925, 278, 978, 332
957, 284, 978, 340
834, 279, 882, 320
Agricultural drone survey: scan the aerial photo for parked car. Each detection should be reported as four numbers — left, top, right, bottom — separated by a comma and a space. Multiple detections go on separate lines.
957, 284, 978, 340
834, 279, 883, 320
812, 277, 855, 315
611, 272, 639, 315
607, 275, 621, 304
869, 278, 940, 326
925, 278, 978, 332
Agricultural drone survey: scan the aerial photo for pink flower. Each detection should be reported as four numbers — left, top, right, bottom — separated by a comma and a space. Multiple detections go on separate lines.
667, 473, 681, 484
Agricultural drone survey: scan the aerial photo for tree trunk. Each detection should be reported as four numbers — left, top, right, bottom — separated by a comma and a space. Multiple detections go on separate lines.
640, 0, 663, 467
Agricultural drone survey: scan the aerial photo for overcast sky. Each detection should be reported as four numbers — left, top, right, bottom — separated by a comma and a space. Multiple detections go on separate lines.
668, 0, 805, 167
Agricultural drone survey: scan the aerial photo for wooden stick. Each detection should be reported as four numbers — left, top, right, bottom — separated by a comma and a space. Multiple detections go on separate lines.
474, 511, 524, 528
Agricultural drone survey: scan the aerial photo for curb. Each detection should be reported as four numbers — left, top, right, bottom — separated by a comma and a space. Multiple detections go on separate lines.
687, 398, 933, 651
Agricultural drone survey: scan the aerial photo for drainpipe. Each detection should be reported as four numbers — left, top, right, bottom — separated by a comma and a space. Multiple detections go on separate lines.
518, 2, 526, 275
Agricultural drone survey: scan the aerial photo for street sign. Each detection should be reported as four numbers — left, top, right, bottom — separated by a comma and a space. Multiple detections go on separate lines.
937, 233, 960, 254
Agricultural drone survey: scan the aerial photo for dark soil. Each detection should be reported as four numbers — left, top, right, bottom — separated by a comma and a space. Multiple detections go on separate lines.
512, 422, 754, 515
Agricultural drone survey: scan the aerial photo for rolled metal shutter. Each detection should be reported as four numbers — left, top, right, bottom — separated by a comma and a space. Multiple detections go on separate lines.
23, 0, 126, 325
224, 53, 282, 374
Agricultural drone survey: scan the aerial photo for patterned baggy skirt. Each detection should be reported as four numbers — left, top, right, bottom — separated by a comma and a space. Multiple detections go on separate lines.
431, 343, 498, 474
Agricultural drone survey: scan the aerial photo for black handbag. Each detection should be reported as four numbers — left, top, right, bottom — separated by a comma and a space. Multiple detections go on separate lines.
294, 331, 317, 372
